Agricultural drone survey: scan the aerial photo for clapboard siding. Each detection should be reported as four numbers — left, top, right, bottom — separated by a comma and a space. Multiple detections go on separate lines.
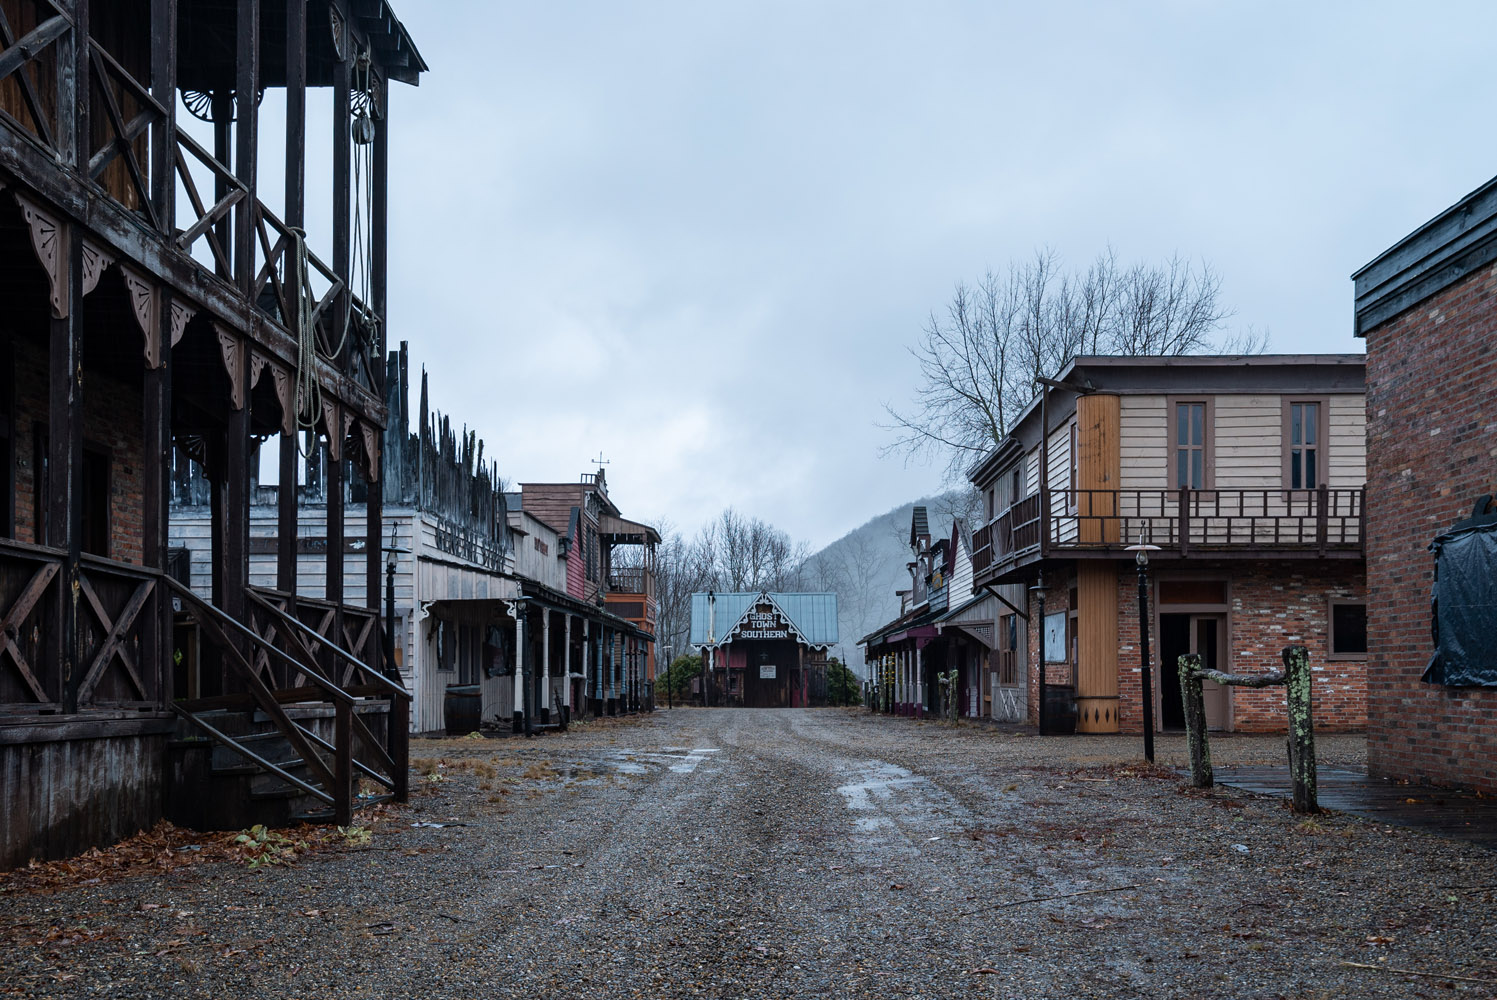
1213, 395, 1282, 489
1328, 395, 1367, 487
1119, 395, 1168, 488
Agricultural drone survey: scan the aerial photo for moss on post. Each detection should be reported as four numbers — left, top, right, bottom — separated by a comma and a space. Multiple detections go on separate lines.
1178, 653, 1212, 788
1282, 644, 1319, 813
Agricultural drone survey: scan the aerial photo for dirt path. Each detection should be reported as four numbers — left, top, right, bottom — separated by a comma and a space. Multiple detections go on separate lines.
2, 709, 1492, 998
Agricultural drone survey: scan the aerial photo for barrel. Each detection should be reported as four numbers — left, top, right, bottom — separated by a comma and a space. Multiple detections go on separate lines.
443, 684, 482, 736
1043, 684, 1077, 735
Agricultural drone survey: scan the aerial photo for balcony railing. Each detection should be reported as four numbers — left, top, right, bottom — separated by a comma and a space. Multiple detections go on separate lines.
971, 486, 1365, 577
607, 568, 655, 599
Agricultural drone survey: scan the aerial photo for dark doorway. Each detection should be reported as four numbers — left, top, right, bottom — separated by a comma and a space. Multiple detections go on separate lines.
1159, 612, 1229, 731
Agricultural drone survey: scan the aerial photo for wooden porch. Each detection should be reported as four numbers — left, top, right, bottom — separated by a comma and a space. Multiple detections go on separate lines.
973, 486, 1365, 584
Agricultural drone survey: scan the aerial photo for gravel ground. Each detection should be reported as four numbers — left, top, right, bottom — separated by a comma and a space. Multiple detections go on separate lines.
2, 708, 1494, 999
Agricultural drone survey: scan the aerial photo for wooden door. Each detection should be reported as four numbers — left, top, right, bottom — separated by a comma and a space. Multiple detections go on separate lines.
1191, 615, 1229, 730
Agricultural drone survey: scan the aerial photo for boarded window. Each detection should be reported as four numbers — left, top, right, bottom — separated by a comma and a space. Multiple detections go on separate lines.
1328, 600, 1366, 659
998, 614, 1018, 686
1158, 580, 1227, 606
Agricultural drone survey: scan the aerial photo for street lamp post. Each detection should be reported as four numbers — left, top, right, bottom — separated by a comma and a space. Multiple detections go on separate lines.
704, 590, 715, 708
663, 644, 673, 709
1124, 536, 1162, 762
1030, 573, 1048, 736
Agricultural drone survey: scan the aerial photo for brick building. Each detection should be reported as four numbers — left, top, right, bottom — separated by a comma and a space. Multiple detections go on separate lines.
969, 355, 1368, 734
1353, 177, 1497, 793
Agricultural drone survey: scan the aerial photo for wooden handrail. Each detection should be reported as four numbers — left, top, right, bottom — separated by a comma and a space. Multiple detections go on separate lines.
170, 704, 333, 805
246, 589, 409, 701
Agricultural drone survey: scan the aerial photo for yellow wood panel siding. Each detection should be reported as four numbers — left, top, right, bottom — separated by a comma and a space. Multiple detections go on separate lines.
1212, 395, 1282, 489
1075, 562, 1119, 733
1119, 396, 1167, 488
1328, 394, 1366, 487
1076, 394, 1121, 543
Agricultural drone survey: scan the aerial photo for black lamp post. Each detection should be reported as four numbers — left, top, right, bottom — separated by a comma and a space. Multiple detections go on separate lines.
1124, 536, 1162, 762
1030, 573, 1047, 736
381, 531, 409, 683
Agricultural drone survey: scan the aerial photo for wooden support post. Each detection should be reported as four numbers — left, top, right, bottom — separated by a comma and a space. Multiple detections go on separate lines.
278, 0, 305, 597
149, 0, 176, 227
390, 690, 409, 802
1178, 652, 1212, 788
511, 603, 525, 734
540, 607, 551, 720
1283, 644, 1319, 813
225, 392, 250, 627
562, 614, 572, 720
334, 696, 352, 826
234, 0, 259, 296
143, 297, 172, 704
1178, 488, 1191, 556
1315, 484, 1329, 557
50, 230, 83, 712
331, 10, 351, 374
325, 441, 343, 603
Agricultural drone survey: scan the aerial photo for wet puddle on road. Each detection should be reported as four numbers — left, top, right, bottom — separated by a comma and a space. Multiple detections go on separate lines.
834, 761, 968, 842
602, 747, 721, 776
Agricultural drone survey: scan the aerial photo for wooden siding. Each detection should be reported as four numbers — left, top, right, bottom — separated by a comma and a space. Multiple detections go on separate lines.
1212, 395, 1282, 489
1076, 394, 1121, 543
1328, 395, 1366, 487
1116, 392, 1366, 490
1075, 563, 1119, 733
1119, 395, 1168, 488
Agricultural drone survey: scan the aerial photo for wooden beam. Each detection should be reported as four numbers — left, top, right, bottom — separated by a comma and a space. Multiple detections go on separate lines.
143, 290, 172, 705
234, 0, 259, 296
50, 228, 83, 712
278, 0, 306, 596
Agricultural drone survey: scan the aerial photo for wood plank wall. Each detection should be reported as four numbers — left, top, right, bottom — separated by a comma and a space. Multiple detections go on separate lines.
1076, 394, 1121, 543
1075, 562, 1119, 733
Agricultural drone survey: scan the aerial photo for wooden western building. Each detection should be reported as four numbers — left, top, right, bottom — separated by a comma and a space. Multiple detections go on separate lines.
1354, 176, 1497, 793
171, 346, 655, 736
968, 355, 1368, 735
0, 0, 426, 869
691, 591, 838, 707
861, 507, 1009, 721
518, 469, 660, 714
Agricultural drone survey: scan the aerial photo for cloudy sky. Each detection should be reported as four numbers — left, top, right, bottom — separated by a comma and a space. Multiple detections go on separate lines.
373, 1, 1497, 551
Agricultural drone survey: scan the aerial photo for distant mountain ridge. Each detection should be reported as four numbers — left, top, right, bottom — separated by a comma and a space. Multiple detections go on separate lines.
798, 489, 971, 677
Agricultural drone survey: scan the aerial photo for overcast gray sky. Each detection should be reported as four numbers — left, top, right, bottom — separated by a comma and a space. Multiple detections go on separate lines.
377, 1, 1497, 550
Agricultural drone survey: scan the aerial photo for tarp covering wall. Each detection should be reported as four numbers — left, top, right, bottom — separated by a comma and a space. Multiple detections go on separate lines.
1424, 514, 1497, 687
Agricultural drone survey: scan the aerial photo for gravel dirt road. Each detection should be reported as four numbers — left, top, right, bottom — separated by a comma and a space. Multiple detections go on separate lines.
3, 708, 1494, 998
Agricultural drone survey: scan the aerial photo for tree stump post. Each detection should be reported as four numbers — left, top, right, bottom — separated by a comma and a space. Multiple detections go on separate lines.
1178, 653, 1213, 788
1282, 645, 1319, 813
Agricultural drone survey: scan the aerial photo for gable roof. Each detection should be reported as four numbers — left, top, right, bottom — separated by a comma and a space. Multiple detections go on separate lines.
689, 591, 839, 647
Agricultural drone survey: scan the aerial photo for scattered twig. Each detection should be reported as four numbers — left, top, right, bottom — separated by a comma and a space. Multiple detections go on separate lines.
436, 912, 476, 923
959, 883, 1142, 916
1339, 961, 1496, 985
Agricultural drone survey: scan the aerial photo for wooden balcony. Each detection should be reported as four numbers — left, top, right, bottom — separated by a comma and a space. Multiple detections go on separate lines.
972, 486, 1364, 584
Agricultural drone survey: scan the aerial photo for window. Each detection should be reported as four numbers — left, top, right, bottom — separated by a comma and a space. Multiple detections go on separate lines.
1328, 599, 1366, 659
1169, 399, 1211, 490
998, 614, 1018, 686
1011, 464, 1023, 505
1068, 420, 1079, 511
1285, 399, 1326, 490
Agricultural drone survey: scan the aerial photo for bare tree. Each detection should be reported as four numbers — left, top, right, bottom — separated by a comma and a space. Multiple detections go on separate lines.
884, 246, 1248, 481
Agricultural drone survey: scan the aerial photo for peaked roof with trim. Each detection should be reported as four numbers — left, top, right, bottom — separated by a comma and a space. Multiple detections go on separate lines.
689, 592, 839, 647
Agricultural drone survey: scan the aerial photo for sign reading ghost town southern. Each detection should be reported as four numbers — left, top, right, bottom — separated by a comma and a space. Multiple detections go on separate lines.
736, 609, 791, 640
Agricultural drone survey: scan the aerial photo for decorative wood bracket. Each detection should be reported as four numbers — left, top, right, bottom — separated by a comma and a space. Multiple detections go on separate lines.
80, 239, 114, 296
15, 193, 65, 318
321, 397, 341, 461
360, 421, 380, 483
169, 299, 196, 349
215, 324, 245, 409
270, 365, 295, 435
119, 265, 162, 367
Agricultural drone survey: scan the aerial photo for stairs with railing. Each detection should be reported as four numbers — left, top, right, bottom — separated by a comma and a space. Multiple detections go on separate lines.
163, 580, 410, 831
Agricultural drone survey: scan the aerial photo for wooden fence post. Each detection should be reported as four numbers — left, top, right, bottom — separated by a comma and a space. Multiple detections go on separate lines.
1282, 645, 1318, 813
334, 697, 353, 826
1178, 653, 1212, 788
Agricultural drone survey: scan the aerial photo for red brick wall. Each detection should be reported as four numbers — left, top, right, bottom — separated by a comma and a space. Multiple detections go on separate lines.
1111, 563, 1364, 734
10, 339, 145, 565
1025, 567, 1075, 726
1364, 263, 1497, 793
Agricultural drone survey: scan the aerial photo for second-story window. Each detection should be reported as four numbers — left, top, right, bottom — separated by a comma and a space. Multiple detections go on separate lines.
1172, 400, 1210, 490
1011, 462, 1023, 505
1285, 400, 1323, 489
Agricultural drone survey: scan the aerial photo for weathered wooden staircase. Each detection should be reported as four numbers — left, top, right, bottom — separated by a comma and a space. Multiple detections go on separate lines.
164, 580, 410, 831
